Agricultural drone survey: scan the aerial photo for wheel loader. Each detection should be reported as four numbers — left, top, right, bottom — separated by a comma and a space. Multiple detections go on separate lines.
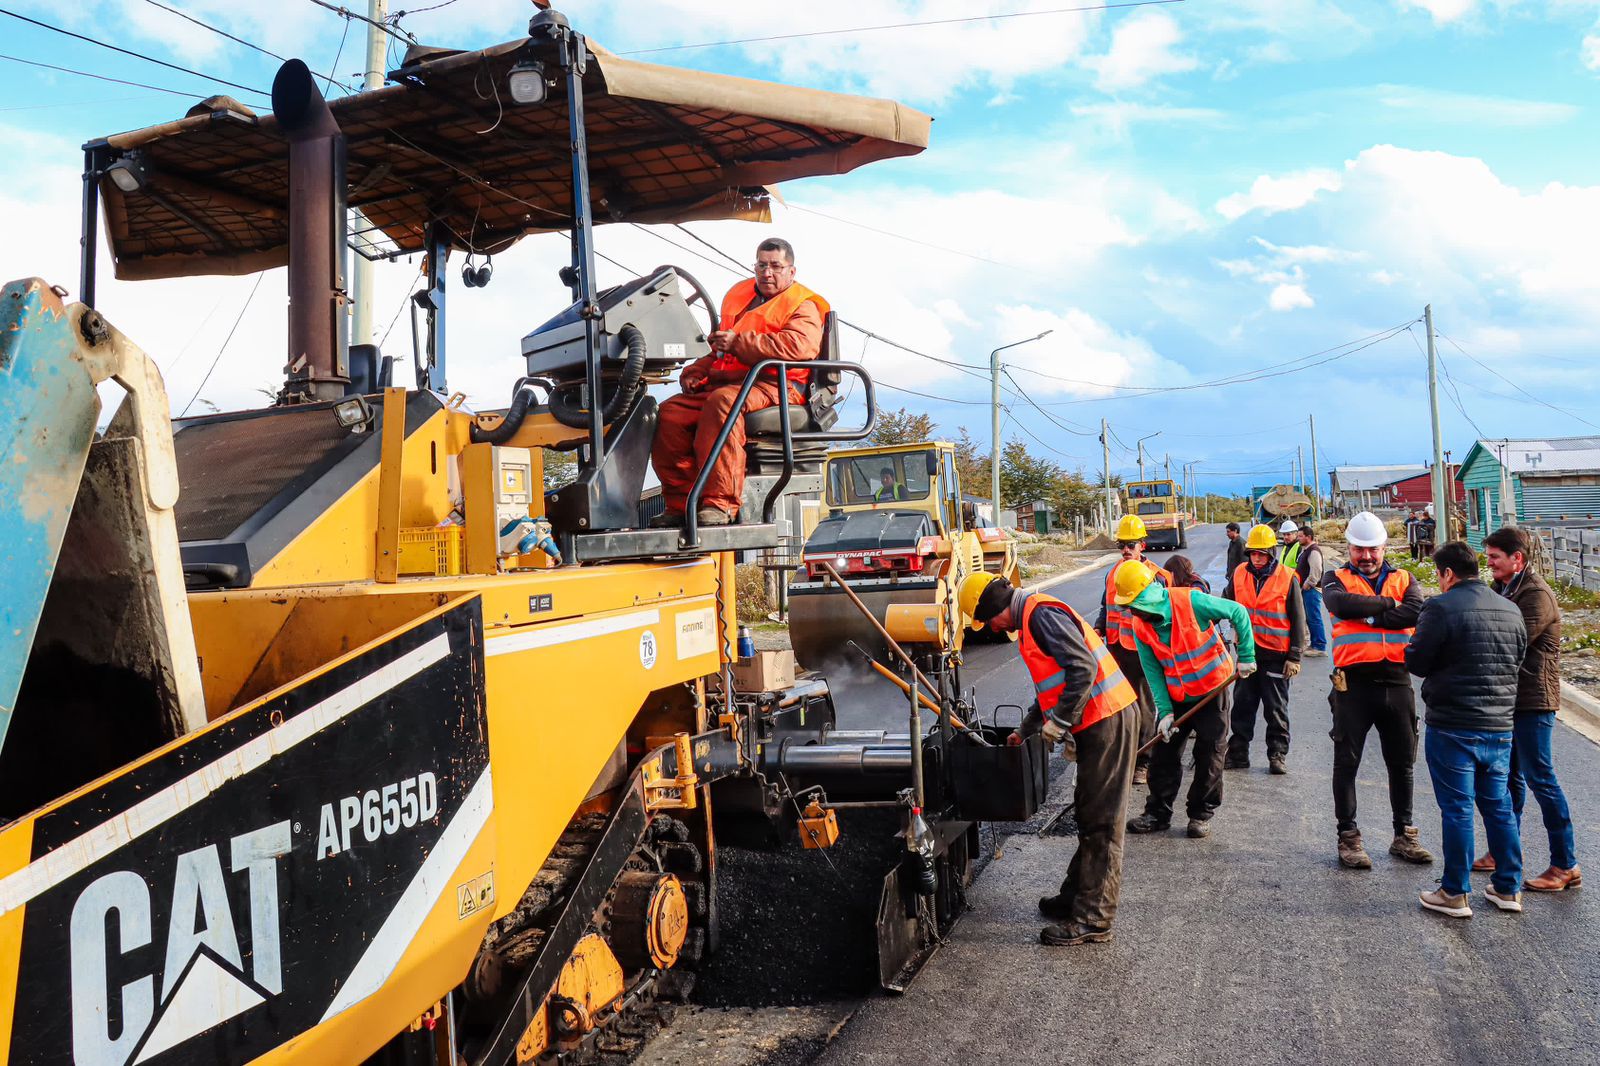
0, 12, 1049, 1065
788, 441, 1021, 672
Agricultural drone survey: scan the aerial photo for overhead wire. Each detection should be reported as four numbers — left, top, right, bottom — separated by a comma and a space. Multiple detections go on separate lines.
181, 273, 265, 416
786, 203, 1024, 271
134, 0, 355, 89
303, 0, 417, 44
1435, 329, 1599, 431
323, 16, 353, 95
618, 0, 1186, 55
0, 7, 272, 98
0, 51, 201, 97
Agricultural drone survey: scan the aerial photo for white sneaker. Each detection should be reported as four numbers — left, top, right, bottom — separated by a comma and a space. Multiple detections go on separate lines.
1419, 888, 1472, 918
1484, 886, 1523, 912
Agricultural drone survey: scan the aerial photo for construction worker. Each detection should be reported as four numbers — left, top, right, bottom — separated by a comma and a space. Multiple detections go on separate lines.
1094, 515, 1170, 787
1223, 524, 1306, 774
1121, 561, 1257, 839
650, 237, 827, 527
873, 467, 905, 502
1278, 520, 1302, 569
1322, 511, 1434, 869
960, 570, 1139, 946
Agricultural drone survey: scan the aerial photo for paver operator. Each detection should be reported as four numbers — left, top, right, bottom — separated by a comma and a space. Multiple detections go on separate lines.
1095, 515, 1170, 787
650, 237, 827, 527
961, 571, 1139, 947
1120, 561, 1256, 839
1321, 511, 1435, 869
1224, 524, 1306, 774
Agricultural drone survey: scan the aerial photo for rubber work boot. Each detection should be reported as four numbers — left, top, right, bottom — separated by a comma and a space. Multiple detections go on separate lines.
1040, 923, 1113, 946
1127, 814, 1170, 834
696, 508, 733, 527
1038, 893, 1074, 921
1268, 754, 1288, 775
1483, 886, 1523, 912
1526, 865, 1582, 892
1419, 888, 1472, 918
1186, 819, 1210, 839
1390, 827, 1434, 864
1338, 830, 1373, 869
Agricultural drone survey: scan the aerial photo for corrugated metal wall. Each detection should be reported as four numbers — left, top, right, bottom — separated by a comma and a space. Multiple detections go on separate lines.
1522, 482, 1600, 520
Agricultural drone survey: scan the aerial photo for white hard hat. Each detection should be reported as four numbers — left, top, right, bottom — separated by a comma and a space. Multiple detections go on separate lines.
1346, 511, 1388, 548
1278, 520, 1299, 535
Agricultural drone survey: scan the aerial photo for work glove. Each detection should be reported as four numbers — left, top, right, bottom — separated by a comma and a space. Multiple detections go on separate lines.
1155, 712, 1177, 742
1284, 661, 1301, 680
1236, 660, 1258, 679
1041, 718, 1068, 745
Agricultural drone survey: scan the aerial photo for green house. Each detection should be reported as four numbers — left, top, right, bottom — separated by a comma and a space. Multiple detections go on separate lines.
1458, 437, 1600, 549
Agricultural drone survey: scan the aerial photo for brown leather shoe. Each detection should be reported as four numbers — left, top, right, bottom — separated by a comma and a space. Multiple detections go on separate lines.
1526, 865, 1582, 892
1471, 852, 1495, 873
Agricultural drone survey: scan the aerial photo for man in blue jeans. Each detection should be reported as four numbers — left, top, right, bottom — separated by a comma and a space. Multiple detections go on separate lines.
1406, 541, 1527, 917
1293, 526, 1329, 656
1478, 527, 1581, 890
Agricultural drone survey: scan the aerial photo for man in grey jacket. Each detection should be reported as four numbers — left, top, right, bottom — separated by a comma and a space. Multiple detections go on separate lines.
1406, 541, 1527, 918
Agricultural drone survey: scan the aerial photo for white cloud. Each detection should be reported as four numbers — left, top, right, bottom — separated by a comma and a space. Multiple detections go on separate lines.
1215, 169, 1343, 219
1068, 101, 1228, 135
1398, 0, 1478, 25
1269, 283, 1314, 311
1366, 84, 1579, 126
1090, 12, 1199, 92
992, 304, 1187, 399
1584, 28, 1600, 71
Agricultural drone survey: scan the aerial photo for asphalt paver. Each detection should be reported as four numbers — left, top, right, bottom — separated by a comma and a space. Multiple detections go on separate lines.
820, 525, 1600, 1065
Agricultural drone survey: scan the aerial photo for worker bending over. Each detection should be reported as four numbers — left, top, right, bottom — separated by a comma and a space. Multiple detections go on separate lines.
962, 571, 1138, 947
1122, 562, 1256, 839
1094, 515, 1170, 786
1224, 524, 1306, 774
1321, 511, 1434, 869
650, 238, 827, 527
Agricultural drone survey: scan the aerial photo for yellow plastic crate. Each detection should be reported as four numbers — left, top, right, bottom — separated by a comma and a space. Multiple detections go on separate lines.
397, 525, 465, 576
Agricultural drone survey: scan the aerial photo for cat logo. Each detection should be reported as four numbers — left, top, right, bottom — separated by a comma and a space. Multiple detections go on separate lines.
68, 821, 291, 1066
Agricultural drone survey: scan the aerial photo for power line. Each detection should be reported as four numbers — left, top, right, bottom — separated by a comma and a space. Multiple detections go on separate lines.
0, 50, 231, 99
136, 0, 354, 92
1435, 329, 1599, 431
0, 91, 160, 110
619, 0, 1186, 55
323, 16, 352, 95
304, 0, 417, 44
0, 7, 271, 98
786, 203, 1024, 271
181, 273, 264, 416
1003, 367, 1094, 436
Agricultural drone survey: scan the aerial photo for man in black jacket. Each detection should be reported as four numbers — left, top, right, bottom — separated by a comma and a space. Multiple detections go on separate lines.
1225, 522, 1246, 577
1406, 541, 1527, 918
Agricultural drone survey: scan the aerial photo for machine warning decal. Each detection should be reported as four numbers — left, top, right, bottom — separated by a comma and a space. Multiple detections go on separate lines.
528, 593, 553, 615
639, 630, 659, 670
456, 871, 495, 920
2, 598, 490, 1066
675, 607, 716, 661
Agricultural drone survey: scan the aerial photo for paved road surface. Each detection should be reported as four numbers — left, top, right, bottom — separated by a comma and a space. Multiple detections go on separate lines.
819, 524, 1600, 1065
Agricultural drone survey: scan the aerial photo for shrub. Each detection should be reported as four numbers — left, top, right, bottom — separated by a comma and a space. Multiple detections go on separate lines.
734, 563, 772, 623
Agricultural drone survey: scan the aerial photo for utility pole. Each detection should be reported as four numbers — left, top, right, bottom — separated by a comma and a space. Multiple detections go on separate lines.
1309, 414, 1321, 522
1296, 446, 1303, 492
1137, 442, 1146, 480
1164, 454, 1171, 484
348, 0, 388, 351
1101, 417, 1116, 530
990, 330, 1052, 527
1425, 304, 1450, 536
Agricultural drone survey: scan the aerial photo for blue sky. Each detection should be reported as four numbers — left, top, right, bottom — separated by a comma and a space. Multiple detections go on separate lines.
3, 0, 1600, 493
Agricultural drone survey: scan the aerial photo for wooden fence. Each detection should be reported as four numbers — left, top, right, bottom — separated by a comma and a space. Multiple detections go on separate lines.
1534, 526, 1600, 592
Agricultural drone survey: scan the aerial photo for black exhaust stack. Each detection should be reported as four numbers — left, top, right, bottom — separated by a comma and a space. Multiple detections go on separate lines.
273, 59, 349, 403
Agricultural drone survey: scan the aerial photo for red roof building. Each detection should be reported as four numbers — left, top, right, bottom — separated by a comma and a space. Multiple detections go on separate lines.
1379, 467, 1465, 509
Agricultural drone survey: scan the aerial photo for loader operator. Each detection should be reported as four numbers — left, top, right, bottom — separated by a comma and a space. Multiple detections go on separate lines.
1120, 561, 1256, 840
960, 570, 1139, 947
1322, 511, 1435, 870
874, 467, 906, 502
650, 238, 827, 527
1094, 515, 1169, 787
1223, 524, 1306, 774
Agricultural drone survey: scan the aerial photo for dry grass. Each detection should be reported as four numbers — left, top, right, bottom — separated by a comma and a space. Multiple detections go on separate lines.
734, 563, 772, 623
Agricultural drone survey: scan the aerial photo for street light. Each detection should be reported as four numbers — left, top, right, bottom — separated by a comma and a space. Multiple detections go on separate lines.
990, 329, 1053, 526
1135, 431, 1161, 481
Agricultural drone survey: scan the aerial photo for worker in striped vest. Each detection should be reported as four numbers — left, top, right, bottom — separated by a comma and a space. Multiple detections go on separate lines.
1224, 524, 1306, 775
961, 571, 1139, 947
1094, 514, 1171, 788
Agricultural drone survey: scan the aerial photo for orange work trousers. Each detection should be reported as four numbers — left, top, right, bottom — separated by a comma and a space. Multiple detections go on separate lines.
652, 380, 800, 516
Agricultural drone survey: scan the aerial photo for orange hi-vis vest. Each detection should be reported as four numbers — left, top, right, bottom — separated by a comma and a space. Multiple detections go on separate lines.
1020, 595, 1137, 734
1232, 561, 1294, 655
1332, 567, 1414, 668
1104, 559, 1171, 651
1133, 587, 1235, 705
710, 278, 830, 388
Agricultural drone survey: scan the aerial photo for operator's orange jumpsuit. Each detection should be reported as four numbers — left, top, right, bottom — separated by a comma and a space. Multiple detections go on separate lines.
652, 278, 826, 518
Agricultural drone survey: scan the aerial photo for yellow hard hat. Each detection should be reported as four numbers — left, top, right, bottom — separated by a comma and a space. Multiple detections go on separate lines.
1115, 514, 1148, 543
1113, 560, 1155, 605
958, 570, 1003, 630
1245, 524, 1278, 552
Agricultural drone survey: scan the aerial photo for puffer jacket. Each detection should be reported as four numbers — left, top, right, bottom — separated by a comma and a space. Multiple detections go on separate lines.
1405, 578, 1527, 732
1493, 567, 1562, 713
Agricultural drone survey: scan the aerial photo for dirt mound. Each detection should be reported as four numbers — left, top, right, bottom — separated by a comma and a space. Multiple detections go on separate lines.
1081, 532, 1118, 550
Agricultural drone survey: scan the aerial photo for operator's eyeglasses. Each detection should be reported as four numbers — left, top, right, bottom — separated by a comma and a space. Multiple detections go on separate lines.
753, 261, 792, 275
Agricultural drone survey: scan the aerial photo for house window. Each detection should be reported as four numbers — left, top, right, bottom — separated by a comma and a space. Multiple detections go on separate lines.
1467, 489, 1479, 526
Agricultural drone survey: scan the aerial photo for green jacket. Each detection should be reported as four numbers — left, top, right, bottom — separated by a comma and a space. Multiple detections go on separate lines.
1130, 584, 1255, 716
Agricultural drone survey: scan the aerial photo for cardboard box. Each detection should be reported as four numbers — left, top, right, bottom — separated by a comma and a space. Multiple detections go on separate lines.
731, 650, 795, 693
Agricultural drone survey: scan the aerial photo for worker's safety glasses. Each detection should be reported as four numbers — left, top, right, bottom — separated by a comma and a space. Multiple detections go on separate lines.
753, 262, 792, 275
